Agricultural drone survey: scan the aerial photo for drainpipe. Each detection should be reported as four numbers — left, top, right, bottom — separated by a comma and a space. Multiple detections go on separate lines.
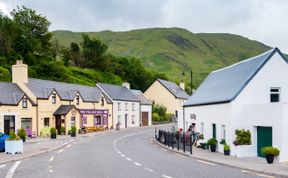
183, 106, 185, 131
36, 98, 39, 136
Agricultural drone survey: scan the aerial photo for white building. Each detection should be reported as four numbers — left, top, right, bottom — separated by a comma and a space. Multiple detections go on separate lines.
131, 90, 152, 126
97, 83, 140, 129
182, 48, 288, 162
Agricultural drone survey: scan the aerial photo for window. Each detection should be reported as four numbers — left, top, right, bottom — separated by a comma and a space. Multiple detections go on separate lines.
117, 115, 121, 124
212, 123, 216, 138
221, 125, 226, 140
132, 115, 135, 124
95, 115, 101, 125
21, 118, 32, 129
101, 97, 104, 106
71, 117, 75, 127
22, 98, 27, 108
76, 95, 80, 105
44, 118, 50, 127
270, 88, 280, 102
200, 122, 204, 134
52, 93, 56, 104
132, 103, 135, 111
118, 102, 121, 111
125, 103, 128, 111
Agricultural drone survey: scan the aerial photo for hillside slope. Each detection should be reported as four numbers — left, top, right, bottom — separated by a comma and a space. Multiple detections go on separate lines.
52, 28, 271, 86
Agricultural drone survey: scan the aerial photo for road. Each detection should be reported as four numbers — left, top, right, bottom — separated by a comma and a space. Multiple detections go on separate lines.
0, 125, 272, 178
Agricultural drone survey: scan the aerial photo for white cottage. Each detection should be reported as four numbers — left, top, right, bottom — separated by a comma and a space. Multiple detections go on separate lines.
131, 90, 152, 126
182, 48, 288, 162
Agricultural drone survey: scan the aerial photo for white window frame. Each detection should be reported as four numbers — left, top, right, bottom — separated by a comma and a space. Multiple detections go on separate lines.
132, 103, 135, 111
125, 102, 128, 111
52, 93, 56, 104
22, 98, 28, 108
270, 87, 280, 103
221, 124, 226, 140
118, 102, 121, 111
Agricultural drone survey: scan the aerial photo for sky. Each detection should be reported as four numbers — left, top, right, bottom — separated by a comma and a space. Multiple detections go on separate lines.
0, 0, 287, 52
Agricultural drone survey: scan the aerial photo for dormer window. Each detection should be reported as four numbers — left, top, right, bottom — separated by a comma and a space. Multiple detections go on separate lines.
76, 95, 80, 105
101, 97, 104, 106
22, 98, 27, 108
52, 93, 56, 104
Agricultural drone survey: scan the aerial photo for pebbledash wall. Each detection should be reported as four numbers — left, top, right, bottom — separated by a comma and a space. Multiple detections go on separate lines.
183, 50, 288, 162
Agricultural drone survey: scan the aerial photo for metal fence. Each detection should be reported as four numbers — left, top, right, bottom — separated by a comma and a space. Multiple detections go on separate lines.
155, 129, 193, 155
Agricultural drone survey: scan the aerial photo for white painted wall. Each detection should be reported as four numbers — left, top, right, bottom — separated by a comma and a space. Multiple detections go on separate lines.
140, 105, 152, 126
0, 112, 21, 134
112, 100, 140, 129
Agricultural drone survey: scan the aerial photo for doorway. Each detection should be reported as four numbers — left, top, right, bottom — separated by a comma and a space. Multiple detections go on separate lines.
212, 123, 216, 138
141, 112, 148, 126
125, 114, 128, 128
55, 116, 62, 134
257, 127, 272, 157
4, 115, 15, 135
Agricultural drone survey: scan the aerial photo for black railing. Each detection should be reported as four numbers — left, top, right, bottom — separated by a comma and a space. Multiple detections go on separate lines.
155, 129, 193, 155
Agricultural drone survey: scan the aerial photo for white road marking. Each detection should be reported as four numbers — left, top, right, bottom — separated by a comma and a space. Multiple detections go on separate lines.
121, 154, 125, 157
134, 162, 141, 166
162, 174, 172, 178
197, 160, 216, 166
49, 156, 55, 162
255, 173, 274, 178
65, 144, 71, 149
126, 157, 132, 161
145, 168, 154, 172
48, 165, 54, 173
0, 164, 6, 169
57, 149, 64, 153
241, 170, 274, 178
117, 151, 121, 154
5, 161, 21, 178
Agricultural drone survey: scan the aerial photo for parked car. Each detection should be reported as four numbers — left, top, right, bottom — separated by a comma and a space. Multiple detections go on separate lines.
0, 132, 9, 152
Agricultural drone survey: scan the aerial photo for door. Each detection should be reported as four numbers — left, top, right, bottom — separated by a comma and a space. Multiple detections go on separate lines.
4, 116, 15, 135
55, 116, 61, 134
212, 123, 216, 138
257, 127, 272, 157
141, 112, 148, 126
125, 114, 128, 128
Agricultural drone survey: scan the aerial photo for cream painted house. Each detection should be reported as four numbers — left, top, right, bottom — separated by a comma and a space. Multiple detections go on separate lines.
144, 79, 189, 115
10, 60, 113, 136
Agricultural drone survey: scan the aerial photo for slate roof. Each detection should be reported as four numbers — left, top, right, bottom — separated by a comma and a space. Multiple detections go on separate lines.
54, 105, 75, 115
97, 83, 140, 102
26, 78, 105, 102
0, 82, 26, 105
184, 48, 287, 107
157, 79, 189, 99
131, 90, 152, 105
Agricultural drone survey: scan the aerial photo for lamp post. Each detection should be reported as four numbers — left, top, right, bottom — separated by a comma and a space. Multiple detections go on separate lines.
182, 70, 193, 95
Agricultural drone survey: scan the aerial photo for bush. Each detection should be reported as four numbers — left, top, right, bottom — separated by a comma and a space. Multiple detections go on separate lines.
234, 129, 251, 145
261, 147, 280, 156
165, 113, 173, 122
152, 104, 167, 118
50, 127, 57, 135
60, 126, 65, 133
224, 144, 230, 151
17, 128, 27, 138
152, 112, 160, 122
7, 131, 19, 141
71, 126, 77, 134
220, 139, 226, 145
207, 138, 218, 146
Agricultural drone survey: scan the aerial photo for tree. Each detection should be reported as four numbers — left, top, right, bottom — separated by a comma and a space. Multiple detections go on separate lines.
11, 6, 52, 62
70, 42, 81, 66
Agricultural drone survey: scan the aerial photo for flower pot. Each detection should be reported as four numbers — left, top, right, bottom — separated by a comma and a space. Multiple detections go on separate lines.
210, 145, 216, 152
200, 143, 208, 149
51, 133, 57, 139
265, 155, 274, 164
21, 136, 26, 142
5, 140, 23, 154
71, 132, 76, 137
224, 150, 230, 155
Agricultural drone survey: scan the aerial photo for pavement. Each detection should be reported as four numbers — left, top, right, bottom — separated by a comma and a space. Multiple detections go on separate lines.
154, 137, 288, 178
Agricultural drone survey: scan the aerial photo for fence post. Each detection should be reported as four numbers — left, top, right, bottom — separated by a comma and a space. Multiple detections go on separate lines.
190, 132, 193, 154
177, 132, 180, 151
183, 132, 185, 153
172, 132, 174, 149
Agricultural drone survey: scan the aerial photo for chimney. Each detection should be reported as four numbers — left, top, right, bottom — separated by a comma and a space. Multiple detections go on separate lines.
12, 60, 28, 84
122, 82, 130, 89
179, 80, 185, 90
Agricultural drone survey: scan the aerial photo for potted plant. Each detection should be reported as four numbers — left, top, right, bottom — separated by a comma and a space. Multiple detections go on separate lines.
220, 139, 226, 145
60, 127, 66, 135
71, 126, 77, 137
17, 128, 27, 142
261, 147, 280, 164
224, 144, 230, 155
50, 127, 57, 139
207, 138, 218, 152
5, 131, 23, 154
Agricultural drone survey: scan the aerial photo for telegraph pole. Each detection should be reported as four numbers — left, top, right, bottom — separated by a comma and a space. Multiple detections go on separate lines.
190, 70, 193, 95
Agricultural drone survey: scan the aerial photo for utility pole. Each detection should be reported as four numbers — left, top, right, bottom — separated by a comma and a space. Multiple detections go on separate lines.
190, 70, 193, 95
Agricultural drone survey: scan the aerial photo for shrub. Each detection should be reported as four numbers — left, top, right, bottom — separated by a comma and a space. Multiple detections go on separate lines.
71, 126, 77, 134
234, 129, 251, 145
207, 138, 218, 146
50, 127, 57, 135
152, 112, 160, 122
224, 144, 230, 151
261, 147, 280, 156
60, 126, 65, 133
7, 131, 19, 141
165, 113, 173, 122
220, 139, 226, 145
152, 104, 167, 118
17, 128, 27, 138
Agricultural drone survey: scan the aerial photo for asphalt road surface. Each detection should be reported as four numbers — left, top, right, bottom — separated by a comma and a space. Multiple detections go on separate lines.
0, 125, 273, 178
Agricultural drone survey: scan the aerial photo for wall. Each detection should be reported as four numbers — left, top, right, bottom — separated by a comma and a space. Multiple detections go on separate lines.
140, 105, 152, 126
144, 80, 185, 114
64, 109, 81, 135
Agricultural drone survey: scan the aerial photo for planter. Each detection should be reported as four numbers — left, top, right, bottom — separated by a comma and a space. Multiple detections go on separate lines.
51, 133, 57, 139
5, 140, 23, 154
210, 145, 216, 152
200, 143, 208, 149
265, 155, 274, 164
21, 136, 26, 143
71, 132, 76, 137
224, 150, 230, 155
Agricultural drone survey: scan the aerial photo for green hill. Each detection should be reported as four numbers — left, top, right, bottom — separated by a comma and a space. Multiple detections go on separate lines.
52, 28, 271, 86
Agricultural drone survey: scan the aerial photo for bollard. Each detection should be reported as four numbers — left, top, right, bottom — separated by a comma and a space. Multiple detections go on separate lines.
167, 131, 170, 147
177, 132, 180, 151
190, 133, 193, 154
172, 132, 174, 149
183, 132, 185, 153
